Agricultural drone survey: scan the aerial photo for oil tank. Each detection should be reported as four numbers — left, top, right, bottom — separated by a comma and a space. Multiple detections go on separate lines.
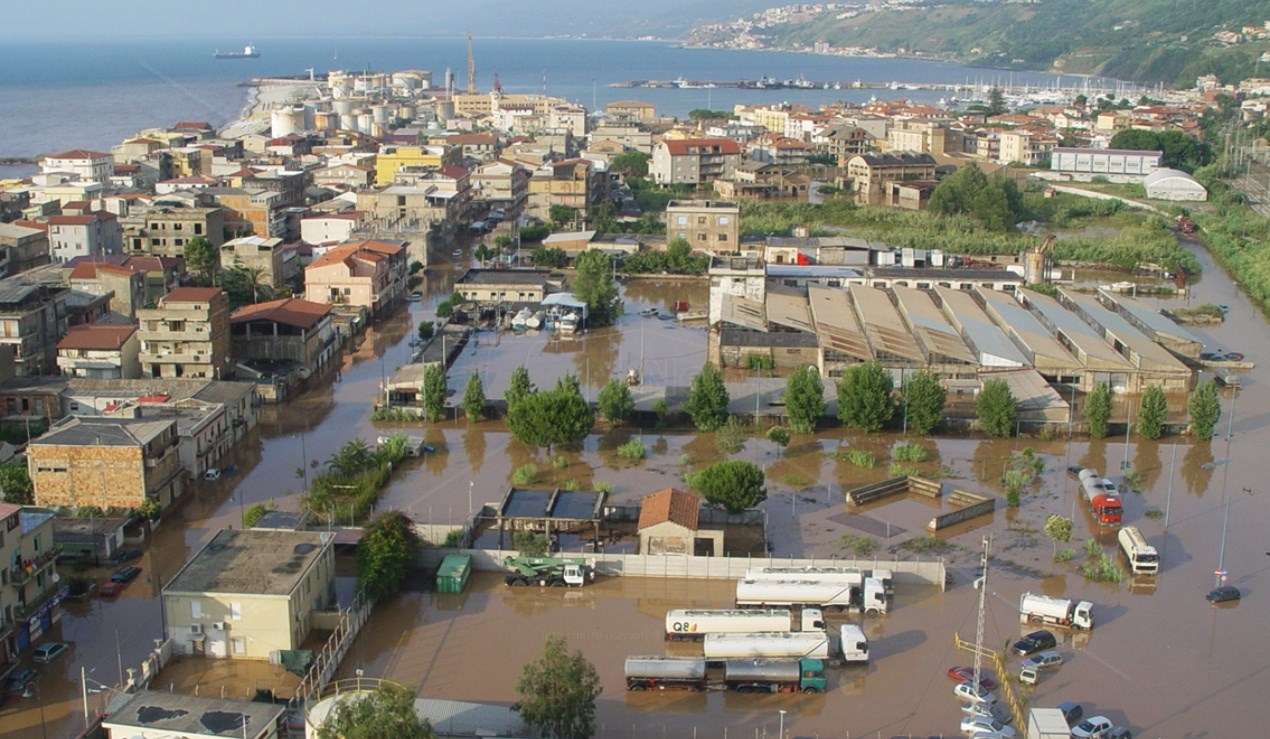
624, 656, 706, 680
703, 632, 830, 659
332, 99, 355, 117
371, 104, 393, 124
339, 113, 358, 132
313, 111, 337, 134
1024, 249, 1047, 284
723, 658, 801, 683
270, 107, 304, 138
436, 101, 455, 122
357, 113, 374, 134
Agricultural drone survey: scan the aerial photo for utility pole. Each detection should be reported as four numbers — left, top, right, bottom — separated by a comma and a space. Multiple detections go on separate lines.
466, 33, 476, 94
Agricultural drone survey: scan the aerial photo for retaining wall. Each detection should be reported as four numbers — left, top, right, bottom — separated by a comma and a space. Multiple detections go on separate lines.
927, 490, 997, 531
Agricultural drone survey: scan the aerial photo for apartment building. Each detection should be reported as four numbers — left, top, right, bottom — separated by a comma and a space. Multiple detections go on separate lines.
122, 205, 225, 257
27, 415, 184, 509
605, 100, 657, 125
845, 152, 938, 206
650, 138, 742, 186
998, 131, 1058, 166
56, 323, 141, 379
526, 159, 604, 221
0, 505, 62, 666
219, 235, 292, 291
136, 287, 232, 380
303, 240, 408, 317
886, 120, 959, 156
229, 297, 335, 375
40, 149, 113, 185
665, 200, 740, 254
0, 276, 69, 376
471, 159, 530, 222
45, 212, 123, 263
374, 145, 457, 184
0, 222, 48, 276
67, 261, 147, 318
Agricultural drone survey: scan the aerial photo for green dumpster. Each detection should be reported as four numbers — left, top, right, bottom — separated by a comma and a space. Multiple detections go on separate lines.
436, 553, 472, 594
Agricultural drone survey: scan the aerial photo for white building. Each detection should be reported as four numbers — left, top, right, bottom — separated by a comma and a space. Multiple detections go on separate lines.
45, 212, 123, 262
1048, 147, 1162, 183
40, 149, 113, 184
1143, 168, 1208, 201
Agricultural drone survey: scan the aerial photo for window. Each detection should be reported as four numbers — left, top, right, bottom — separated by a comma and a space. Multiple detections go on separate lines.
697, 216, 706, 225
193, 223, 203, 234
192, 601, 202, 619
230, 602, 242, 620
719, 217, 730, 225
676, 216, 687, 225
173, 223, 183, 231
718, 234, 728, 241
698, 234, 707, 241
174, 239, 183, 247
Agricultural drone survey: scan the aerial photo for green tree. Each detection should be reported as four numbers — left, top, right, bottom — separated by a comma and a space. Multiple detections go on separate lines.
315, 682, 435, 739
515, 636, 602, 739
1137, 385, 1168, 440
356, 511, 421, 601
784, 366, 824, 434
1085, 382, 1112, 439
530, 247, 569, 268
513, 531, 549, 557
687, 460, 766, 513
685, 363, 730, 432
610, 151, 651, 178
903, 371, 946, 435
183, 236, 219, 283
462, 372, 486, 423
474, 243, 492, 265
987, 86, 1007, 115
1187, 379, 1221, 439
549, 205, 578, 228
422, 364, 448, 423
928, 162, 1024, 231
0, 462, 33, 505
1044, 514, 1073, 559
416, 320, 435, 342
837, 361, 895, 433
505, 365, 535, 410
571, 250, 619, 327
596, 379, 635, 426
977, 378, 1018, 437
506, 389, 595, 449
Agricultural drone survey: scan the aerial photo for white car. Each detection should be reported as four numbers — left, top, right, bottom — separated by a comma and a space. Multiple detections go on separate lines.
960, 715, 1016, 737
954, 681, 999, 705
1071, 716, 1114, 739
203, 468, 221, 481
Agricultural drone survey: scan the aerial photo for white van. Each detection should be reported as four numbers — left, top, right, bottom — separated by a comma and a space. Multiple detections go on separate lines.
1117, 526, 1159, 575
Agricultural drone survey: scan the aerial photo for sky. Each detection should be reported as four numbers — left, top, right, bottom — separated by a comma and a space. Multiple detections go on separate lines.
10, 0, 780, 40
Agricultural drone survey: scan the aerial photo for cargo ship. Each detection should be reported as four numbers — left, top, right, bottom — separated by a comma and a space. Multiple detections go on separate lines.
214, 44, 260, 59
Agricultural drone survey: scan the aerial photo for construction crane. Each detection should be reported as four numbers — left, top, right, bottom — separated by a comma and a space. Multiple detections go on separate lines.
466, 32, 476, 94
1024, 233, 1056, 285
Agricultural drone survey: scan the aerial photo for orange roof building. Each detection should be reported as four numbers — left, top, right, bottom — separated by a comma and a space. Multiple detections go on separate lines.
637, 488, 723, 556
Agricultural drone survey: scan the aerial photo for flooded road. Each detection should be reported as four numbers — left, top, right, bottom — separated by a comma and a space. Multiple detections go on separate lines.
4, 250, 1269, 737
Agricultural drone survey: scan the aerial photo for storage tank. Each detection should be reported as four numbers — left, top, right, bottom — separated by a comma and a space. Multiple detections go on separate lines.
397, 104, 417, 121
436, 101, 455, 123
703, 632, 830, 659
339, 113, 358, 132
624, 656, 705, 681
723, 658, 801, 684
371, 104, 393, 124
333, 99, 356, 117
735, 579, 858, 609
270, 107, 304, 138
313, 111, 337, 134
357, 112, 374, 134
665, 609, 791, 640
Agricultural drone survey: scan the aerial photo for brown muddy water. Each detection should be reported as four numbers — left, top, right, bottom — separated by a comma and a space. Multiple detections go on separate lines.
4, 250, 1269, 737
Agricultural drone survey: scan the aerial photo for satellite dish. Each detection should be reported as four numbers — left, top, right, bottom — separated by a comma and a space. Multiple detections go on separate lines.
52, 573, 61, 583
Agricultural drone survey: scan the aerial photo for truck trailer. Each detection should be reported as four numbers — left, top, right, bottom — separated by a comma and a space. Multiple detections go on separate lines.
664, 608, 825, 641
703, 631, 832, 660
736, 577, 888, 615
1019, 592, 1094, 630
746, 566, 894, 596
1077, 468, 1124, 527
624, 656, 827, 693
1027, 707, 1073, 739
1117, 525, 1159, 575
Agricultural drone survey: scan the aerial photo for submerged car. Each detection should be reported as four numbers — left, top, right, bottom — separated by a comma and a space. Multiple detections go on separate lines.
947, 666, 999, 691
1022, 651, 1064, 671
1206, 585, 1241, 603
32, 641, 69, 664
1071, 716, 1114, 739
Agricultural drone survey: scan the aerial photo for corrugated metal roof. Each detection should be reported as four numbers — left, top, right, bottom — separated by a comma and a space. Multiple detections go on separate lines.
892, 286, 976, 364
1097, 289, 1201, 345
935, 287, 1029, 368
1019, 290, 1131, 369
1059, 289, 1190, 373
808, 286, 871, 361
849, 285, 924, 362
977, 288, 1084, 371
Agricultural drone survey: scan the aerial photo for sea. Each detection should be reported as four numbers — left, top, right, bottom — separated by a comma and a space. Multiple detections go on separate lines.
0, 36, 1113, 168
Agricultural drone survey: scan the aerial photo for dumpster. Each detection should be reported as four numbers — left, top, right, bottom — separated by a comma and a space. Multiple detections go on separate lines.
436, 553, 472, 594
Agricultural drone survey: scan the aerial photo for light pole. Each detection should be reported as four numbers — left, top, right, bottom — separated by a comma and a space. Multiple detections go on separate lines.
778, 709, 786, 739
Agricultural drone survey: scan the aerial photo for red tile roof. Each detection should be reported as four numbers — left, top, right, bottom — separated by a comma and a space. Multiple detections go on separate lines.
307, 240, 406, 270
637, 488, 700, 531
69, 262, 138, 280
46, 149, 111, 160
230, 297, 331, 329
57, 323, 138, 351
162, 287, 222, 303
662, 138, 742, 156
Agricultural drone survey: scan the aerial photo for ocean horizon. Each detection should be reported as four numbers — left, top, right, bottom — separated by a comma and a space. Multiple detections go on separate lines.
0, 37, 1119, 159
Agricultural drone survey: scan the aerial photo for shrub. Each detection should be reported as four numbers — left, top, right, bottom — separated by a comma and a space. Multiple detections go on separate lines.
1056, 548, 1076, 562
781, 474, 812, 489
551, 455, 569, 470
617, 439, 646, 460
841, 449, 876, 468
686, 460, 766, 513
443, 529, 464, 548
888, 463, 920, 478
715, 416, 748, 456
891, 442, 929, 463
562, 479, 581, 491
840, 534, 877, 557
512, 463, 540, 486
766, 426, 791, 447
1081, 552, 1123, 582
242, 502, 273, 528
594, 481, 615, 494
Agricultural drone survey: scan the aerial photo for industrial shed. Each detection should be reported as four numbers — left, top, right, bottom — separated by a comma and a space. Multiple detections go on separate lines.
1058, 288, 1194, 392
637, 487, 723, 557
1143, 168, 1208, 201
495, 487, 607, 550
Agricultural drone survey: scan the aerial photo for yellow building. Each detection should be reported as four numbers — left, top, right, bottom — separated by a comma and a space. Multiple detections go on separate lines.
163, 528, 335, 660
373, 145, 455, 184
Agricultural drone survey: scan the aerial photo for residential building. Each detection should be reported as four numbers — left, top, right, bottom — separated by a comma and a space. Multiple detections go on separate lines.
103, 691, 286, 739
455, 269, 553, 303
0, 505, 62, 666
650, 138, 742, 186
56, 323, 142, 379
230, 298, 335, 374
163, 528, 335, 659
748, 135, 816, 166
588, 123, 654, 155
122, 205, 225, 256
125, 398, 232, 479
1048, 147, 1162, 182
27, 415, 184, 509
355, 185, 456, 231
45, 211, 123, 263
845, 152, 938, 206
817, 124, 874, 166
998, 131, 1058, 166
443, 132, 501, 162
303, 240, 408, 316
219, 235, 291, 291
40, 149, 112, 185
0, 275, 69, 376
52, 515, 129, 563
300, 211, 364, 248
205, 188, 288, 239
525, 159, 604, 221
886, 120, 959, 156
311, 163, 374, 190
374, 145, 457, 184
606, 100, 657, 125
67, 261, 147, 318
471, 160, 530, 222
665, 200, 740, 253
136, 287, 232, 379
0, 222, 48, 276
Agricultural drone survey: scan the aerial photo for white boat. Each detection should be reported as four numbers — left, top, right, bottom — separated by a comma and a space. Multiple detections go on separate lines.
639, 307, 659, 317
525, 311, 544, 330
1109, 281, 1136, 293
511, 307, 533, 330
558, 311, 579, 334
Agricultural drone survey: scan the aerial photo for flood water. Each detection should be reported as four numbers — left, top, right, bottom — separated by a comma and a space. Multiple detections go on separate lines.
3, 240, 1269, 737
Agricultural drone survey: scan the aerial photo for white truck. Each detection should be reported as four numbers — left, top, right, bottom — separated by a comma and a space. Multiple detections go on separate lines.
664, 608, 825, 641
746, 566, 894, 596
1117, 525, 1160, 575
838, 623, 869, 663
1019, 592, 1094, 630
1027, 707, 1072, 739
736, 577, 887, 615
703, 631, 832, 660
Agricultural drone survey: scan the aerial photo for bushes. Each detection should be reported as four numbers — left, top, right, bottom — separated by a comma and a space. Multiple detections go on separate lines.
840, 449, 877, 468
512, 463, 540, 486
616, 439, 646, 460
891, 442, 929, 463
303, 437, 410, 525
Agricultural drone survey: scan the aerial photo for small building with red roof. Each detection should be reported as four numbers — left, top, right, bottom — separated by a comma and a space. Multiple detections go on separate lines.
229, 297, 335, 375
57, 322, 141, 379
637, 487, 723, 556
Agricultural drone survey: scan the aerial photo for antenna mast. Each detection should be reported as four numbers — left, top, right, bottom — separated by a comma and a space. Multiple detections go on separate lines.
466, 32, 476, 94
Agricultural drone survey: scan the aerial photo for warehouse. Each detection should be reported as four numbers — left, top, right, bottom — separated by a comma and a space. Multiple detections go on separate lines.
1143, 168, 1208, 201
1096, 289, 1203, 361
976, 288, 1085, 386
1017, 289, 1135, 391
934, 287, 1029, 370
891, 286, 978, 377
1057, 289, 1194, 392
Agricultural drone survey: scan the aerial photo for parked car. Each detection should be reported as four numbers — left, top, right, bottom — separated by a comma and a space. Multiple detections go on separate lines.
1071, 716, 1115, 739
203, 467, 221, 481
4, 668, 36, 694
1056, 701, 1084, 725
32, 641, 69, 664
1207, 585, 1241, 603
110, 548, 141, 564
960, 715, 1016, 737
111, 565, 142, 583
408, 291, 423, 302
1107, 728, 1133, 739
1022, 650, 1063, 671
1011, 630, 1057, 656
947, 666, 999, 690
99, 581, 124, 598
953, 681, 998, 705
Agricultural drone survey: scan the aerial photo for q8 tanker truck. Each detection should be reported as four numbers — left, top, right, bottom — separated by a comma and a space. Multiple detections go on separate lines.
664, 608, 825, 641
624, 655, 826, 693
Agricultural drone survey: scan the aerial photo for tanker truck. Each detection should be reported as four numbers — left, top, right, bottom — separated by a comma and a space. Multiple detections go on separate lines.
1019, 592, 1094, 630
664, 608, 825, 641
703, 631, 833, 660
736, 577, 888, 615
746, 566, 893, 596
1077, 468, 1123, 527
624, 655, 827, 693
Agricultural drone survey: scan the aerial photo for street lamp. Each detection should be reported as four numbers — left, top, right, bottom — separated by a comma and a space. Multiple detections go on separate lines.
778, 709, 787, 739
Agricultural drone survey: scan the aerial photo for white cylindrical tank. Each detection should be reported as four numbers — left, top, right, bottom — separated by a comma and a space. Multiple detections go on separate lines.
313, 111, 336, 134
746, 567, 863, 586
735, 579, 857, 608
397, 104, 417, 121
704, 632, 830, 660
271, 108, 301, 138
339, 113, 358, 131
333, 99, 355, 117
436, 101, 455, 122
665, 609, 792, 639
371, 104, 393, 124
357, 113, 374, 134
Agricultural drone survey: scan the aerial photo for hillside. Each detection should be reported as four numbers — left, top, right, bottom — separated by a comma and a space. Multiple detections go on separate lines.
688, 0, 1270, 86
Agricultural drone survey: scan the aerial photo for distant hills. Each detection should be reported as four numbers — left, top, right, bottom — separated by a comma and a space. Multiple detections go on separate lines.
412, 0, 776, 38
686, 0, 1270, 86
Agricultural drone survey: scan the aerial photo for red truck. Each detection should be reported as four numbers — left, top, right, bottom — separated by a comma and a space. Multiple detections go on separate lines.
1176, 215, 1196, 233
1077, 468, 1123, 527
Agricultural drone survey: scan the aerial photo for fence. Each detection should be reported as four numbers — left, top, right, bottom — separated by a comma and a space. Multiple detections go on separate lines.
416, 548, 947, 589
289, 594, 375, 720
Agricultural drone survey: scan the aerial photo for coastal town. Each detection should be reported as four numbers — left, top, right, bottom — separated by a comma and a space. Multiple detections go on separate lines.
0, 21, 1268, 739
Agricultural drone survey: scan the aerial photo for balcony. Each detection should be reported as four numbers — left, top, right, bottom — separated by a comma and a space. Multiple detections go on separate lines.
9, 547, 59, 587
